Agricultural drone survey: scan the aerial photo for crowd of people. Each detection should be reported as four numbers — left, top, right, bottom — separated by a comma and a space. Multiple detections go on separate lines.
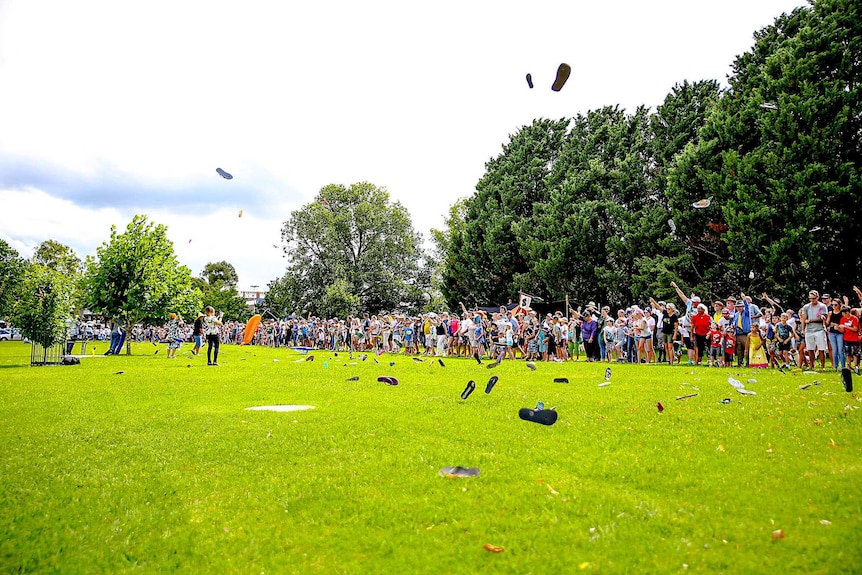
133, 283, 862, 373
61, 283, 860, 373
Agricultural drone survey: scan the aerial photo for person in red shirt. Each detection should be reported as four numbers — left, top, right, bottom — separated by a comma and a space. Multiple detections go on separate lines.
690, 304, 712, 365
839, 305, 859, 374
723, 328, 736, 368
707, 322, 723, 367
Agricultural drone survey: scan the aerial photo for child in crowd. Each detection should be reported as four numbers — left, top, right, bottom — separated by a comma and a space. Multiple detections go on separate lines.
723, 327, 736, 368
748, 325, 768, 368
403, 322, 414, 355
707, 321, 723, 367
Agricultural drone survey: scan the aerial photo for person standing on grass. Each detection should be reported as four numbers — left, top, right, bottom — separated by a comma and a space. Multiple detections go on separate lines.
707, 321, 723, 367
106, 320, 122, 355
691, 304, 712, 365
192, 312, 204, 356
731, 297, 752, 367
839, 305, 859, 374
661, 303, 679, 366
800, 290, 828, 370
581, 312, 599, 362
825, 299, 845, 371
165, 313, 183, 359
436, 313, 449, 357
203, 306, 223, 366
775, 313, 795, 367
748, 324, 769, 368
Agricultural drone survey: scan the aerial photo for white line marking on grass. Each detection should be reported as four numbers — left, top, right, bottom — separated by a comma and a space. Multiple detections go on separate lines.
245, 405, 316, 412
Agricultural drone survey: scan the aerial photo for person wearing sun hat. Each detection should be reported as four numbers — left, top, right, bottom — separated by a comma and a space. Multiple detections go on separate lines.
670, 280, 701, 322
661, 302, 679, 365
824, 297, 845, 370
648, 298, 666, 362
800, 289, 828, 370
581, 309, 599, 361
731, 295, 752, 367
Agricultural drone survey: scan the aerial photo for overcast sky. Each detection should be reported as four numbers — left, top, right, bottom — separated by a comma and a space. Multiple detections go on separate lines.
0, 0, 807, 290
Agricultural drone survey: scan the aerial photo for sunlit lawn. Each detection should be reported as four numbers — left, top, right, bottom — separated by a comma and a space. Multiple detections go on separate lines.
0, 340, 860, 574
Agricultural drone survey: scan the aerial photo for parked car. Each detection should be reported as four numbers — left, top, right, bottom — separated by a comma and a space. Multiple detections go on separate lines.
0, 328, 23, 341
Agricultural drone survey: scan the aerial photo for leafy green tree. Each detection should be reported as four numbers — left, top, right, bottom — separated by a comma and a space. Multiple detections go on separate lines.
448, 119, 570, 307
32, 240, 83, 276
31, 240, 87, 316
319, 279, 360, 319
264, 274, 302, 318
668, 2, 861, 304
516, 106, 657, 306
10, 265, 76, 353
196, 261, 249, 321
202, 261, 240, 288
0, 239, 27, 321
645, 79, 723, 301
276, 182, 423, 314
202, 285, 250, 322
82, 215, 202, 354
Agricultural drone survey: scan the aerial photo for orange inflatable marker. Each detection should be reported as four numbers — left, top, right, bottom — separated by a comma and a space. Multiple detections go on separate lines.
242, 314, 262, 345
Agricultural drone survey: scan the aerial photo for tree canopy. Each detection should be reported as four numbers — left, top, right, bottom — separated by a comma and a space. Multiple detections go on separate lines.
10, 264, 76, 349
196, 261, 250, 321
82, 215, 201, 353
270, 182, 428, 316
32, 240, 83, 277
437, 1, 859, 310
0, 239, 27, 321
202, 261, 240, 289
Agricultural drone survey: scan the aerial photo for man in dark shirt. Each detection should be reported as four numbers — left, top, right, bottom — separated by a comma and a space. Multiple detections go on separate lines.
662, 303, 680, 366
192, 312, 204, 356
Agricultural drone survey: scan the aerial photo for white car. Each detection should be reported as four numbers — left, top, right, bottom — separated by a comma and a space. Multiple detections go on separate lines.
0, 328, 23, 341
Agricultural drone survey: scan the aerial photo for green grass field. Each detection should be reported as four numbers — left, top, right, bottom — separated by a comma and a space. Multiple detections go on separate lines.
0, 340, 860, 574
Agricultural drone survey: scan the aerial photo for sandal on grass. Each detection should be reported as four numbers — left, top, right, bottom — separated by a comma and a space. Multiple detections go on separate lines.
461, 380, 476, 400
519, 407, 558, 425
485, 376, 498, 394
439, 466, 480, 477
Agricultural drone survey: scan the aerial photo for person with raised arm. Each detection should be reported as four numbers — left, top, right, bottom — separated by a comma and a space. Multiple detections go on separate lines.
670, 280, 704, 324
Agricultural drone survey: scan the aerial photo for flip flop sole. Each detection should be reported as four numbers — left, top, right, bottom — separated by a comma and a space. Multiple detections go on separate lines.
377, 376, 398, 385
551, 63, 571, 91
439, 466, 480, 477
485, 376, 498, 394
554, 377, 569, 383
842, 368, 853, 392
461, 380, 476, 399
519, 408, 558, 425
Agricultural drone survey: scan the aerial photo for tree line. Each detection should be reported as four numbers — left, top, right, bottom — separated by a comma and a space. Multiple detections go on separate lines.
1, 1, 858, 349
435, 0, 860, 310
0, 219, 249, 353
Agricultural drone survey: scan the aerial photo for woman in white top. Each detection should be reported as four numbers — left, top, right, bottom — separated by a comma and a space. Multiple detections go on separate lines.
203, 306, 223, 366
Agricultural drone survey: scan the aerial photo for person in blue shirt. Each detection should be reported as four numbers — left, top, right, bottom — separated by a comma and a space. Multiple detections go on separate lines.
730, 295, 752, 367
403, 323, 414, 355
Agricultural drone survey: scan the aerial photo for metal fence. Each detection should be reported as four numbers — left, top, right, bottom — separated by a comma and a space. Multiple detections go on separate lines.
30, 341, 66, 366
